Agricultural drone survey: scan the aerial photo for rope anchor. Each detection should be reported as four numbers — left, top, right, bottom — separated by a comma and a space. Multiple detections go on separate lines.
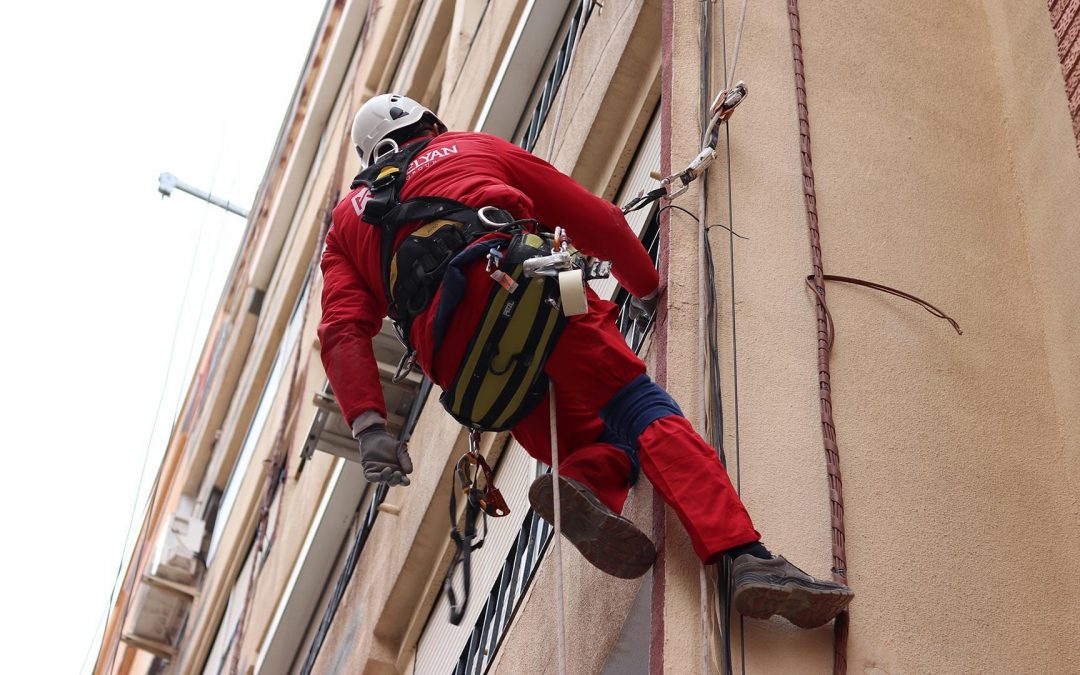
622, 82, 749, 213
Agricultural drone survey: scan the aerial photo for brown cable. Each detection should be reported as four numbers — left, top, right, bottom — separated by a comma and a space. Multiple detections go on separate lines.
787, 3, 848, 673
814, 275, 962, 336
806, 275, 963, 354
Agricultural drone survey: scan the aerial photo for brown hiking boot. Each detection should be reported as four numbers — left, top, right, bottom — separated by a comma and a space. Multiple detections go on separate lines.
730, 554, 854, 628
528, 474, 656, 579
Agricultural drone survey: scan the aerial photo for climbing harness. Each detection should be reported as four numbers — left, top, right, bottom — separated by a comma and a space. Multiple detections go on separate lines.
443, 428, 510, 624
354, 140, 613, 434
350, 139, 520, 382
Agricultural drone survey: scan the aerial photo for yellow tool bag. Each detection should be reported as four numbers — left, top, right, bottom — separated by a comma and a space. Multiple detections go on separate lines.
439, 233, 567, 431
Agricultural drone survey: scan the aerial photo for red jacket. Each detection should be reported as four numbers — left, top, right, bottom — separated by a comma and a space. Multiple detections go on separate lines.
318, 131, 659, 426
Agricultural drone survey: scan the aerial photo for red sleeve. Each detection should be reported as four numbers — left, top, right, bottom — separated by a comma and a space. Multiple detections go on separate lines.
317, 225, 387, 425
491, 136, 660, 298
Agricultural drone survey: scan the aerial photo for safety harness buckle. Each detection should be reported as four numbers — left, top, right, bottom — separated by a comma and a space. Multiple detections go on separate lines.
477, 205, 515, 228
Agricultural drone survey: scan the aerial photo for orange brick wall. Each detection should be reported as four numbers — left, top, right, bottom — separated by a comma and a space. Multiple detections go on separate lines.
1049, 0, 1080, 154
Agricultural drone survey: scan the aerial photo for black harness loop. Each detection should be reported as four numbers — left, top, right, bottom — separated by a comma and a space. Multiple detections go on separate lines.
443, 430, 508, 625
444, 478, 486, 625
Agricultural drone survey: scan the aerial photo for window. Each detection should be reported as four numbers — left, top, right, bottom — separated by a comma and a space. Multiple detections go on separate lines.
431, 111, 661, 673
421, 8, 663, 649
206, 283, 310, 562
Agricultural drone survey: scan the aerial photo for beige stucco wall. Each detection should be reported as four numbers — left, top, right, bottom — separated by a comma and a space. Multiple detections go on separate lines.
653, 1, 1080, 673
110, 0, 1080, 673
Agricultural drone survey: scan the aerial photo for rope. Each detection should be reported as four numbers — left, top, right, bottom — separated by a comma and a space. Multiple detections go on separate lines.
716, 0, 753, 672
725, 0, 750, 87
544, 0, 593, 165
549, 380, 567, 675
786, 2, 848, 672
542, 7, 593, 672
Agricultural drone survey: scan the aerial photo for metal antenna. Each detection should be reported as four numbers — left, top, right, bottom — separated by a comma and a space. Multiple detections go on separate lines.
157, 172, 249, 218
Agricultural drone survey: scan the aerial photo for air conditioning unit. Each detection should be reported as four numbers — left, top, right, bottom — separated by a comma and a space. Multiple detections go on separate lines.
124, 583, 189, 656
149, 513, 206, 586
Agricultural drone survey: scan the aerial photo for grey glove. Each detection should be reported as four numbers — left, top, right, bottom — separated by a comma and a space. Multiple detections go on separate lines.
627, 289, 659, 329
358, 425, 413, 486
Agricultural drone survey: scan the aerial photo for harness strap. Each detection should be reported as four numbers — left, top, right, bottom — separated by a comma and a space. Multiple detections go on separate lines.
445, 485, 486, 625
352, 141, 538, 373
432, 238, 510, 345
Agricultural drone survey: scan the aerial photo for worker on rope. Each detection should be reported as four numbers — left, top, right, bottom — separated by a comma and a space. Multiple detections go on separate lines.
318, 93, 853, 629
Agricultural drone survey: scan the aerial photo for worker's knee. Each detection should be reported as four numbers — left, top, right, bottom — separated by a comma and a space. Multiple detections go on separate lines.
599, 374, 683, 448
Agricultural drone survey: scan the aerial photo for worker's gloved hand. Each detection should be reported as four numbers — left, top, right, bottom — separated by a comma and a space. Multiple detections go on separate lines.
627, 289, 659, 329
358, 425, 413, 486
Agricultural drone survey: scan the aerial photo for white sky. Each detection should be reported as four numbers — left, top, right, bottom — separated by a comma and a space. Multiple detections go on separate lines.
0, 1, 326, 672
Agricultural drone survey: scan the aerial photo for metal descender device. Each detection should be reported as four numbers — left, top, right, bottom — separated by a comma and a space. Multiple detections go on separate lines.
521, 227, 611, 317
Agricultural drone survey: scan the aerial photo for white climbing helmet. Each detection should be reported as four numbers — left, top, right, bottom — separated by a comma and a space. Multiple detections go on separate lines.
351, 93, 447, 168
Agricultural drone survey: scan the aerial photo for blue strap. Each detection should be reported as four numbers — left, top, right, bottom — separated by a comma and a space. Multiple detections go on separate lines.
600, 374, 684, 452
432, 237, 509, 346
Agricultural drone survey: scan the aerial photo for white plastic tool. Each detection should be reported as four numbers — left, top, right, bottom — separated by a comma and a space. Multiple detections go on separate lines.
558, 269, 588, 316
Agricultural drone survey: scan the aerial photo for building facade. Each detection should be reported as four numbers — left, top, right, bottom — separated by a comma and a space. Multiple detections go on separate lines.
95, 1, 1080, 673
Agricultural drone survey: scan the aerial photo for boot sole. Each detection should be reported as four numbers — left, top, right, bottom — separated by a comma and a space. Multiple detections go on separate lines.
733, 572, 853, 628
529, 474, 656, 579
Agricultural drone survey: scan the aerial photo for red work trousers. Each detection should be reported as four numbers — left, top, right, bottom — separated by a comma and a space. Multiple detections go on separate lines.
509, 295, 760, 563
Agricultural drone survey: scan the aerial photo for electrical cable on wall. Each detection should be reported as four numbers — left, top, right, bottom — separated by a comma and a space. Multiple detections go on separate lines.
786, 2, 850, 671
716, 1, 748, 668
99, 167, 224, 674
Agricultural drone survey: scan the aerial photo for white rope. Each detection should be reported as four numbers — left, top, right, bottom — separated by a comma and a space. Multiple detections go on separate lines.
549, 380, 567, 675
726, 0, 750, 87
543, 6, 590, 674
